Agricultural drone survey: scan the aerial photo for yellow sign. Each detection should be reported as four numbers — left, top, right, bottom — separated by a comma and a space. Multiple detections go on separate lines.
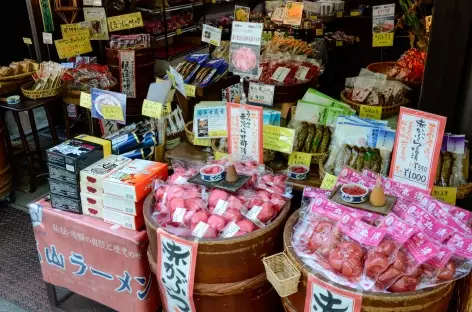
209, 130, 227, 137
23, 37, 33, 45
214, 151, 228, 160
359, 105, 382, 120
102, 105, 124, 121
288, 152, 312, 167
320, 173, 338, 190
350, 11, 360, 17
426, 15, 432, 33
193, 138, 211, 146
142, 100, 163, 118
60, 24, 90, 38
79, 92, 92, 109
336, 11, 343, 18
166, 70, 176, 88
263, 125, 295, 154
212, 0, 216, 3
185, 84, 196, 97
432, 186, 457, 205
309, 16, 318, 21
167, 89, 176, 103
107, 12, 143, 32
315, 28, 323, 36
55, 34, 92, 59
209, 39, 219, 46
163, 102, 172, 115
373, 32, 394, 47
336, 41, 343, 47
176, 28, 182, 35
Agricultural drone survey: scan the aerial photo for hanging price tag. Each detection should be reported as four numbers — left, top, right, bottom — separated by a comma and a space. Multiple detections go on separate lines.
320, 173, 338, 190
102, 105, 124, 121
359, 105, 382, 120
142, 100, 163, 118
163, 102, 172, 115
432, 186, 457, 205
185, 84, 196, 97
79, 92, 92, 109
248, 82, 275, 106
288, 152, 312, 167
373, 32, 394, 47
23, 37, 33, 45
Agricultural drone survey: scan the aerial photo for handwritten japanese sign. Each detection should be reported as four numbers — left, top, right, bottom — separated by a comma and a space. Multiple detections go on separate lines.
157, 229, 197, 312
43, 32, 53, 45
142, 100, 163, 118
39, 0, 54, 32
432, 186, 457, 205
359, 105, 382, 120
372, 4, 395, 47
185, 84, 196, 97
102, 105, 124, 121
119, 50, 136, 98
193, 106, 227, 138
107, 12, 144, 32
80, 92, 92, 109
320, 173, 338, 190
304, 274, 362, 312
29, 198, 159, 312
263, 125, 295, 154
55, 34, 92, 59
248, 82, 275, 106
60, 23, 90, 38
389, 107, 446, 192
23, 37, 33, 45
373, 33, 394, 47
227, 102, 264, 164
288, 152, 312, 167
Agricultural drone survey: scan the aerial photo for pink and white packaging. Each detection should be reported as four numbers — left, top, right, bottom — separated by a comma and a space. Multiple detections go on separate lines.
402, 232, 440, 275
103, 193, 144, 216
423, 201, 472, 235
80, 181, 104, 196
80, 155, 131, 189
80, 192, 103, 211
417, 212, 455, 243
420, 196, 472, 225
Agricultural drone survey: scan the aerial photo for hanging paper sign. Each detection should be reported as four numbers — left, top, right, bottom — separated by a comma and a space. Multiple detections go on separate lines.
39, 0, 54, 32
432, 186, 457, 205
202, 24, 222, 47
84, 0, 102, 5
83, 7, 109, 40
80, 92, 92, 109
284, 2, 304, 26
320, 173, 338, 190
119, 50, 136, 98
43, 32, 53, 44
359, 105, 382, 120
60, 23, 90, 38
107, 12, 143, 32
263, 125, 295, 154
55, 34, 92, 59
234, 6, 250, 22
288, 152, 312, 167
426, 15, 432, 33
194, 106, 228, 139
157, 229, 197, 312
372, 4, 395, 47
248, 82, 275, 106
185, 84, 196, 97
305, 274, 362, 312
227, 102, 264, 164
230, 22, 263, 77
271, 7, 285, 23
389, 107, 446, 192
142, 100, 163, 118
91, 88, 127, 124
23, 38, 33, 45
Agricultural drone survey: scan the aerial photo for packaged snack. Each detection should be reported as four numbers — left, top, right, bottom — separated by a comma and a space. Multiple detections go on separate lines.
80, 155, 131, 189
420, 196, 472, 225
47, 140, 104, 175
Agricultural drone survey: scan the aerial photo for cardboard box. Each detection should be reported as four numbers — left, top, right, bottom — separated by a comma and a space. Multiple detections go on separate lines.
75, 134, 112, 157
47, 140, 104, 175
80, 181, 104, 196
103, 193, 144, 216
49, 179, 80, 199
81, 192, 104, 219
80, 155, 131, 189
103, 160, 168, 202
51, 193, 82, 214
48, 164, 79, 185
103, 207, 144, 231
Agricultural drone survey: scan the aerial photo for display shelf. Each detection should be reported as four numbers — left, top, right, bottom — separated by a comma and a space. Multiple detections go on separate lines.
152, 25, 201, 41
153, 43, 206, 60
137, 1, 203, 14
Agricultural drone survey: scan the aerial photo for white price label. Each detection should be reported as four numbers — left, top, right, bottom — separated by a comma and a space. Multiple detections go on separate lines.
42, 32, 53, 45
84, 0, 102, 5
271, 67, 290, 83
294, 66, 310, 80
213, 199, 229, 216
248, 82, 275, 106
172, 207, 187, 223
202, 24, 222, 47
247, 206, 263, 222
220, 221, 240, 238
192, 221, 210, 238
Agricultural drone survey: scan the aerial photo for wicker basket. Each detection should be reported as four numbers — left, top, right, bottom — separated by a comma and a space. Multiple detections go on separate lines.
319, 157, 328, 181
21, 81, 65, 99
366, 62, 423, 89
455, 182, 472, 200
185, 121, 194, 143
263, 252, 301, 298
0, 70, 37, 82
340, 90, 408, 119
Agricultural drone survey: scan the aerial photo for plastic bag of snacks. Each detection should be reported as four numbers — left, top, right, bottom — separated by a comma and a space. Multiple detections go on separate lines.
63, 64, 115, 91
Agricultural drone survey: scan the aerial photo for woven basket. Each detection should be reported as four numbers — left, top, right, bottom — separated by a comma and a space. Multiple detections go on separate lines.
0, 70, 37, 82
21, 81, 65, 99
340, 90, 408, 119
263, 252, 300, 298
456, 182, 472, 200
366, 62, 423, 89
318, 155, 329, 180
185, 121, 194, 143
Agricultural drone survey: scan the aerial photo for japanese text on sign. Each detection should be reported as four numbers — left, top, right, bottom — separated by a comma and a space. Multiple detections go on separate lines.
288, 151, 312, 167
60, 23, 90, 38
119, 50, 136, 98
373, 4, 395, 18
373, 33, 394, 47
107, 12, 143, 32
102, 105, 124, 121
359, 105, 382, 120
55, 35, 92, 59
43, 32, 53, 44
231, 22, 263, 45
142, 100, 163, 118
432, 186, 457, 205
248, 82, 274, 106
23, 37, 33, 45
157, 229, 197, 312
80, 92, 92, 109
201, 24, 222, 47
263, 125, 295, 154
320, 173, 338, 190
389, 107, 446, 191
372, 4, 395, 47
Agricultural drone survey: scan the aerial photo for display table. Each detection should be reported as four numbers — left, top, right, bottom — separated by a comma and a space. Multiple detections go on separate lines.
29, 197, 160, 312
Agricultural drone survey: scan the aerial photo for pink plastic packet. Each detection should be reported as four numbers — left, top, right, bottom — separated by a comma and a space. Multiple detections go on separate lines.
416, 212, 455, 243
420, 196, 472, 226
423, 201, 472, 235
256, 173, 290, 197
420, 245, 456, 288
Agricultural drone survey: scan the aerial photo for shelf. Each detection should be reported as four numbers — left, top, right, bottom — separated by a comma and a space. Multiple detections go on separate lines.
138, 2, 203, 14
154, 43, 207, 60
152, 25, 201, 42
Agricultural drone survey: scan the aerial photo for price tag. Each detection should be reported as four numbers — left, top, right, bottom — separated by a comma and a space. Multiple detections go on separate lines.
359, 105, 382, 120
185, 84, 196, 97
163, 102, 172, 115
142, 100, 163, 118
172, 207, 187, 223
102, 105, 124, 121
337, 11, 343, 18
220, 221, 240, 238
23, 37, 33, 45
336, 41, 343, 47
214, 151, 228, 160
315, 28, 323, 36
79, 92, 92, 109
246, 206, 263, 222
432, 186, 457, 205
107, 12, 143, 32
213, 200, 229, 216
176, 28, 182, 35
248, 82, 275, 106
320, 173, 338, 190
42, 33, 53, 44
263, 125, 295, 154
288, 152, 312, 167
350, 11, 360, 16
193, 138, 211, 146
373, 32, 394, 47
271, 7, 285, 23
192, 221, 210, 238
202, 24, 222, 47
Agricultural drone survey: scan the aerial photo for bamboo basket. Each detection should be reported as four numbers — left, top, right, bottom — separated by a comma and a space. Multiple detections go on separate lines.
366, 62, 423, 89
318, 156, 328, 180
21, 81, 65, 99
263, 252, 301, 298
185, 121, 194, 143
454, 182, 472, 200
0, 70, 37, 82
340, 90, 408, 119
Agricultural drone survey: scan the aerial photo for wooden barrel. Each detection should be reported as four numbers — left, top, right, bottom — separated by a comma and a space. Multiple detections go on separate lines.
105, 47, 154, 117
144, 194, 291, 311
0, 119, 12, 198
283, 210, 455, 312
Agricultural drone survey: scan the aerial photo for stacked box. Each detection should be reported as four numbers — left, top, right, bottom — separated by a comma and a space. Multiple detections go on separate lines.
103, 160, 168, 230
79, 155, 131, 219
47, 140, 104, 214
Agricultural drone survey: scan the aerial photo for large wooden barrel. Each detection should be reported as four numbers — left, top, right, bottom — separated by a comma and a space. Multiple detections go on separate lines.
0, 118, 12, 198
283, 210, 455, 312
144, 194, 291, 311
105, 47, 154, 117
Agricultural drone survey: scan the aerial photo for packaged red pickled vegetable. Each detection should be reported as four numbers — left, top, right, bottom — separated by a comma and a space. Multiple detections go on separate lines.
420, 196, 472, 226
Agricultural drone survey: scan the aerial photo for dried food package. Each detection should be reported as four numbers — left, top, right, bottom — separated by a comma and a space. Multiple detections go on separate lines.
449, 153, 467, 187
440, 152, 453, 186
311, 125, 324, 153
303, 123, 316, 152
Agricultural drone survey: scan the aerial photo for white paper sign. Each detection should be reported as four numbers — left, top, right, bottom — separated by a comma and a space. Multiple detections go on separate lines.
192, 221, 210, 238
247, 206, 263, 222
231, 22, 263, 45
372, 4, 395, 18
271, 67, 291, 83
248, 82, 275, 106
119, 50, 136, 98
169, 66, 186, 99
172, 207, 186, 223
221, 221, 240, 238
84, 0, 102, 5
202, 24, 222, 47
213, 200, 229, 216
42, 32, 53, 45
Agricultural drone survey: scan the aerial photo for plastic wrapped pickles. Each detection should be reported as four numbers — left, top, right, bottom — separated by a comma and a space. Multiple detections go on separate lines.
288, 121, 332, 154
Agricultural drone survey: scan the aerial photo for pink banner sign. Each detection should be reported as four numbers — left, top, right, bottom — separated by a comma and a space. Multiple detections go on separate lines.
157, 228, 198, 312
29, 197, 160, 312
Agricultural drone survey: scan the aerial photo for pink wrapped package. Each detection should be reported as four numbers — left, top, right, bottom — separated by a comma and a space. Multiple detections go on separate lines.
420, 196, 472, 226
256, 173, 289, 197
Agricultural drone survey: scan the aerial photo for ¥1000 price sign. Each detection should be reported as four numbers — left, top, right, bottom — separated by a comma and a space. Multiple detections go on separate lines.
248, 82, 275, 106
